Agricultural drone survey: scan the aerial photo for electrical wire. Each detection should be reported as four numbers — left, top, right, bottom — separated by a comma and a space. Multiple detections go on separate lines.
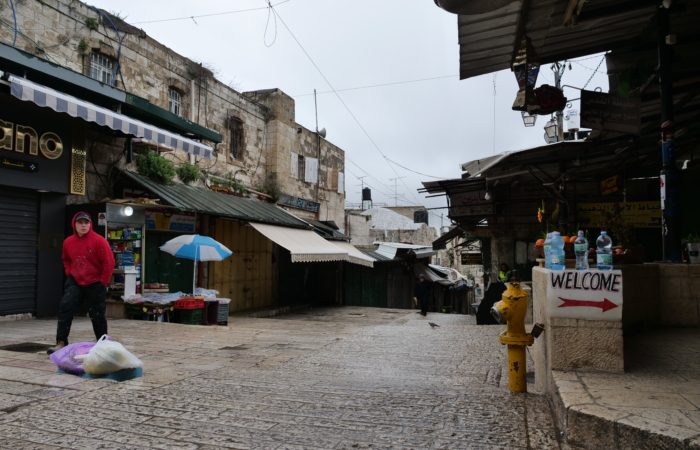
8, 0, 17, 47
90, 6, 122, 87
268, 4, 426, 210
131, 1, 290, 25
263, 1, 277, 47
292, 74, 458, 97
582, 53, 608, 90
492, 72, 497, 155
384, 158, 447, 180
0, 18, 55, 62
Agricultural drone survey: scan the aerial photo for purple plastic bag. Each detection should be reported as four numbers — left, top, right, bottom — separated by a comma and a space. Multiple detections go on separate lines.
49, 342, 95, 375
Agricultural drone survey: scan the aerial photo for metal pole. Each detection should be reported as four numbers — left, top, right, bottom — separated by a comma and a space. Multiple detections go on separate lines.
553, 62, 565, 142
658, 6, 681, 261
314, 89, 321, 210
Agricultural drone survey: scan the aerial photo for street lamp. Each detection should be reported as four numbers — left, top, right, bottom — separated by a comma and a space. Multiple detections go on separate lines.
521, 111, 537, 127
544, 119, 558, 139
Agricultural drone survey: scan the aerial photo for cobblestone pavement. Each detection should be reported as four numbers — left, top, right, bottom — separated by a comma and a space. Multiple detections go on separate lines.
0, 307, 562, 449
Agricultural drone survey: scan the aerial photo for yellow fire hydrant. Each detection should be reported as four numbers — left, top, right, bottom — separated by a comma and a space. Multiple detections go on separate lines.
490, 270, 534, 393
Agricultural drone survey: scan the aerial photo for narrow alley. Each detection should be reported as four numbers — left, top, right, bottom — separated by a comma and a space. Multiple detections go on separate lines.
0, 308, 561, 449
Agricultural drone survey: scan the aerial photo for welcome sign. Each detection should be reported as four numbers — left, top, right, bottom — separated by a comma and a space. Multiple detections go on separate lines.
546, 269, 623, 322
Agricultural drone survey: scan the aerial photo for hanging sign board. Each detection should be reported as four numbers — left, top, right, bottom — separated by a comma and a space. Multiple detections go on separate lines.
277, 193, 320, 213
577, 202, 661, 228
580, 90, 641, 135
145, 208, 196, 232
600, 175, 619, 195
449, 191, 493, 217
461, 252, 483, 264
546, 269, 623, 322
567, 109, 580, 130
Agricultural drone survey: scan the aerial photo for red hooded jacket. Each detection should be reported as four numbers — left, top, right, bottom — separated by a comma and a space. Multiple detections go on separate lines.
63, 212, 115, 286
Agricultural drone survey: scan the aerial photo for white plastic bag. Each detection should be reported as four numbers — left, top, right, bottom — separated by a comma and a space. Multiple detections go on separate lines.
75, 335, 143, 375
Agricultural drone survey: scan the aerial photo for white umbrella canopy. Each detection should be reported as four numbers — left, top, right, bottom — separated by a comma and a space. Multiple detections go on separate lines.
159, 234, 233, 294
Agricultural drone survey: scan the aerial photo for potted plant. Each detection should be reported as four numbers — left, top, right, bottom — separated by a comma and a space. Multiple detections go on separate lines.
598, 203, 645, 264
684, 234, 700, 264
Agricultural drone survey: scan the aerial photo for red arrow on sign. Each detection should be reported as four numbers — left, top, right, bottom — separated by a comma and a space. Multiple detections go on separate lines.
558, 297, 619, 312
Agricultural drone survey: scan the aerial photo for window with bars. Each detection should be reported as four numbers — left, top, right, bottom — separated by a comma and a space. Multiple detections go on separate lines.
89, 53, 113, 85
168, 89, 182, 116
229, 117, 244, 160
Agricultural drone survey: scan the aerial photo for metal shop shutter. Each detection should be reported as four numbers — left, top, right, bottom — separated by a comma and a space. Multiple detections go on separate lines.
0, 187, 39, 315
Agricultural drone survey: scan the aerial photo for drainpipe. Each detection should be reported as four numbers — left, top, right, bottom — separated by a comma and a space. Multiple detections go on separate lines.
190, 78, 196, 164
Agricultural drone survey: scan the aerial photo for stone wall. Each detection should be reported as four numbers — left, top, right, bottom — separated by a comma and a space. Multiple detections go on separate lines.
0, 0, 345, 225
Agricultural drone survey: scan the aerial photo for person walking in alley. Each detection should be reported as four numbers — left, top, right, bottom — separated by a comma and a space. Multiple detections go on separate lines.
498, 263, 511, 283
47, 212, 115, 355
414, 274, 431, 317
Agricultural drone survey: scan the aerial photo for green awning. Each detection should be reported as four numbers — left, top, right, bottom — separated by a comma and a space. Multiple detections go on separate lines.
124, 94, 221, 143
119, 170, 311, 229
0, 42, 221, 143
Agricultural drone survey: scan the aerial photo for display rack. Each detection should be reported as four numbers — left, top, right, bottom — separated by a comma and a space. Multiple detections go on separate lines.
106, 223, 144, 296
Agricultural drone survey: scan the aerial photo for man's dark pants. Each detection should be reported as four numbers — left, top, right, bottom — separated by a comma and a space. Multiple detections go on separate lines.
56, 276, 108, 345
419, 295, 429, 316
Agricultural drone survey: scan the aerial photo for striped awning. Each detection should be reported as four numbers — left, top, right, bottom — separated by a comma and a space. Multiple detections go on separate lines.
8, 74, 214, 159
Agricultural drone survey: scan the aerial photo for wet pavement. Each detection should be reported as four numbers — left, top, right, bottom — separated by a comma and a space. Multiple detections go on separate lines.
0, 307, 561, 449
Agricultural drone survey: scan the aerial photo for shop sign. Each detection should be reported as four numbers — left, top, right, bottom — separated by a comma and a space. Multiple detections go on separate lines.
449, 191, 493, 217
530, 85, 567, 115
145, 208, 196, 232
580, 90, 641, 135
1, 156, 38, 173
277, 193, 320, 213
600, 175, 618, 195
546, 269, 623, 322
577, 202, 660, 228
461, 252, 483, 265
1, 98, 72, 193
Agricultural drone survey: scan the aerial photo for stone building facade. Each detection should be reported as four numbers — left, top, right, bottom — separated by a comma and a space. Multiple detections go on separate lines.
345, 207, 437, 250
0, 0, 345, 225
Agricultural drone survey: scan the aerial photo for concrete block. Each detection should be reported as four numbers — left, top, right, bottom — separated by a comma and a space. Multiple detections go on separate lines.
549, 326, 624, 372
567, 405, 628, 450
616, 415, 697, 450
660, 264, 689, 279
660, 276, 683, 301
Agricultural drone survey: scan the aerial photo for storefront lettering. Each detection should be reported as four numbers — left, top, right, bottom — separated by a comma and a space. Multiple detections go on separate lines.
0, 119, 63, 160
550, 271, 621, 293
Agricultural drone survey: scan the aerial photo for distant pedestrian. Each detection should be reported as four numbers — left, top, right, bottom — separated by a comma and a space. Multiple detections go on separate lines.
414, 274, 431, 316
48, 212, 115, 355
498, 263, 511, 283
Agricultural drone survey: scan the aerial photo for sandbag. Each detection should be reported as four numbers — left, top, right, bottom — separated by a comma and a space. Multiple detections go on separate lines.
75, 335, 143, 375
49, 342, 95, 375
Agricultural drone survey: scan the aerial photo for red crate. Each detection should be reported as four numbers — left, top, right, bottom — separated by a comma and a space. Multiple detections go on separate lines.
174, 298, 204, 310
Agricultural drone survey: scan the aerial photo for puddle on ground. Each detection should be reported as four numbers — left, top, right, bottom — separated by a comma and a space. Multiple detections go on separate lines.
0, 343, 52, 353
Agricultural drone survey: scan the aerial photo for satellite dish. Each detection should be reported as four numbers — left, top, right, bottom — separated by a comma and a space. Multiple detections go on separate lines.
318, 128, 327, 138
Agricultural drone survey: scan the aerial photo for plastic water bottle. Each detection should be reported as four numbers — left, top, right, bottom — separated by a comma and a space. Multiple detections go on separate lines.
550, 232, 566, 271
596, 231, 613, 271
574, 230, 589, 270
544, 233, 553, 269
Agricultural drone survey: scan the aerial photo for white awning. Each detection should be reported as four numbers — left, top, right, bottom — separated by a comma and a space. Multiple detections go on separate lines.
249, 223, 348, 263
331, 241, 374, 268
8, 75, 214, 159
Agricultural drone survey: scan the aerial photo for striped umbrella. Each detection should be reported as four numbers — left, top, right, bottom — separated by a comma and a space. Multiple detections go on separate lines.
159, 235, 232, 294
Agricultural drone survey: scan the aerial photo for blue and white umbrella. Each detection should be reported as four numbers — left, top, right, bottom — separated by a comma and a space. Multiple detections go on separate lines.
159, 234, 232, 294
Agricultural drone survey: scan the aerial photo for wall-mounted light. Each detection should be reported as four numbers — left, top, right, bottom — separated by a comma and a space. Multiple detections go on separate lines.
122, 206, 134, 217
484, 191, 491, 200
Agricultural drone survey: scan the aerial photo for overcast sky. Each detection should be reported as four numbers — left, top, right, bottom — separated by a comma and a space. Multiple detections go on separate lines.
91, 0, 610, 229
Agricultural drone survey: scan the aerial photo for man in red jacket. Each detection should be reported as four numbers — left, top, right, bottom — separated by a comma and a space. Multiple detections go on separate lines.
48, 212, 115, 354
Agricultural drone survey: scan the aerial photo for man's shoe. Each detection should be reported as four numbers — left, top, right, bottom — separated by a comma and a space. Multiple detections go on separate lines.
47, 340, 66, 355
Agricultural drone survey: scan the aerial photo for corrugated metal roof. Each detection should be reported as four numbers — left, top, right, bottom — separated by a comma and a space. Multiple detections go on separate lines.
301, 218, 350, 241
119, 170, 310, 229
457, 0, 660, 79
360, 250, 394, 262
